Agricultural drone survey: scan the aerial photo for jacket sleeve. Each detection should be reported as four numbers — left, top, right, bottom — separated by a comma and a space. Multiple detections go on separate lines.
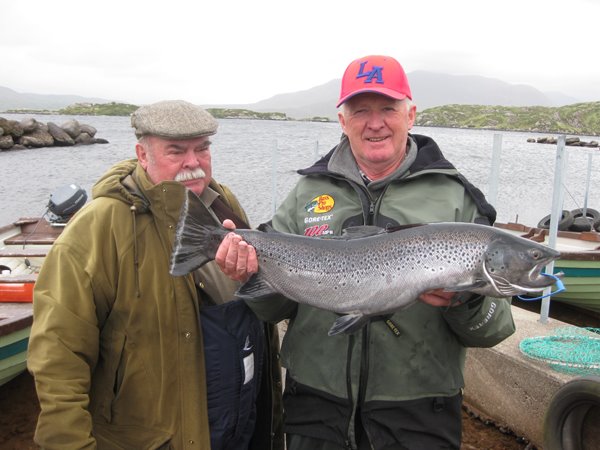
27, 240, 100, 449
442, 296, 516, 347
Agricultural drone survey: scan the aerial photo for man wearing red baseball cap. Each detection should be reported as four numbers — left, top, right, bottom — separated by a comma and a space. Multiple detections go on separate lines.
216, 55, 515, 450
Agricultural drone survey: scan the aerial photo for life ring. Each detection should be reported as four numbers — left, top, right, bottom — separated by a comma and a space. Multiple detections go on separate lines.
569, 208, 600, 232
537, 210, 574, 231
543, 376, 600, 450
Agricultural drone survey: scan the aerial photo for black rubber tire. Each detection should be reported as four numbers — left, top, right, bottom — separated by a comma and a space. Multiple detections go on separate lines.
543, 376, 600, 450
537, 210, 574, 231
570, 208, 600, 232
569, 216, 594, 232
571, 207, 600, 221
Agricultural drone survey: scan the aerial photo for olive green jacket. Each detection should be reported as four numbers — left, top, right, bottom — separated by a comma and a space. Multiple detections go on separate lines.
28, 159, 283, 450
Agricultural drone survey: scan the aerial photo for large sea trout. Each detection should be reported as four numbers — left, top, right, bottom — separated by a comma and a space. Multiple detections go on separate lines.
171, 191, 561, 335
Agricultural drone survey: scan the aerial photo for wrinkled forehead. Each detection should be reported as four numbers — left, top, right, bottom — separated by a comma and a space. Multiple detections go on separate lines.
343, 93, 406, 110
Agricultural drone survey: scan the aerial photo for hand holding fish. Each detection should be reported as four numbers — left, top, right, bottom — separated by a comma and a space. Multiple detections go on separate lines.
215, 221, 257, 282
419, 289, 459, 307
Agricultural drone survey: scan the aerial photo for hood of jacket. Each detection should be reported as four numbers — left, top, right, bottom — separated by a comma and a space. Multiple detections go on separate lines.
92, 158, 152, 213
298, 133, 496, 225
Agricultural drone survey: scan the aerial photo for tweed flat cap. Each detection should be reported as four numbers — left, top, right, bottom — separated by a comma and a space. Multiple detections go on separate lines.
131, 100, 218, 139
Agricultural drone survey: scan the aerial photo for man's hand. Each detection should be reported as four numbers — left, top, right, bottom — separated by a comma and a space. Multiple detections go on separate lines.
215, 219, 258, 282
419, 289, 459, 307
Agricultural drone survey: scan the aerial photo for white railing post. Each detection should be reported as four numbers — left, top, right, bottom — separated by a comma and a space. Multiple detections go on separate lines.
488, 133, 502, 207
540, 135, 567, 324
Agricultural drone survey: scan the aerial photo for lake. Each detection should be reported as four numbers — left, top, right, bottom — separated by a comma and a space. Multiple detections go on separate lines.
1, 113, 599, 227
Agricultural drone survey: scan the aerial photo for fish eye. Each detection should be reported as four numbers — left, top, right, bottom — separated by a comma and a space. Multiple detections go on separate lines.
531, 249, 541, 259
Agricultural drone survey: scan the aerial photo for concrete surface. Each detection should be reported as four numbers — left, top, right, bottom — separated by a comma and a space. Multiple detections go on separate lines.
463, 305, 581, 448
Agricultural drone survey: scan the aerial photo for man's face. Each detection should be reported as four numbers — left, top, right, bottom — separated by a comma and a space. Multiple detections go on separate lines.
338, 93, 416, 179
136, 135, 212, 195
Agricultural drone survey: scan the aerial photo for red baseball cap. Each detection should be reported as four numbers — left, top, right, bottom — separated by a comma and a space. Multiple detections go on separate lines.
337, 55, 412, 108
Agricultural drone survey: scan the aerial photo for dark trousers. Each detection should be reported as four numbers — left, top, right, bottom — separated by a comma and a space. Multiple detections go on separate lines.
286, 393, 462, 450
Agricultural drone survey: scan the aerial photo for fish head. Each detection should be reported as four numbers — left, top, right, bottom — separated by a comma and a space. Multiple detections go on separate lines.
482, 233, 561, 296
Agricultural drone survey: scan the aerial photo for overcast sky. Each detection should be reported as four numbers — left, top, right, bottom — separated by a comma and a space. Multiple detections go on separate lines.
2, 0, 599, 106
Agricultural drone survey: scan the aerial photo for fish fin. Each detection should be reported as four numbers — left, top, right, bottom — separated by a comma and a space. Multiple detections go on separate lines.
340, 226, 386, 239
256, 222, 279, 233
444, 280, 488, 292
236, 273, 279, 299
170, 190, 227, 276
328, 313, 369, 336
385, 223, 428, 233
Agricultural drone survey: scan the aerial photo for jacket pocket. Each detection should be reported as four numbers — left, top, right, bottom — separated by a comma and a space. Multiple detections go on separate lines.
90, 329, 127, 422
93, 422, 173, 449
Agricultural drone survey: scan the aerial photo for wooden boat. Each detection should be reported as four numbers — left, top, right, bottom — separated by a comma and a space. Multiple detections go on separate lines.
0, 183, 86, 386
494, 222, 600, 314
0, 218, 64, 386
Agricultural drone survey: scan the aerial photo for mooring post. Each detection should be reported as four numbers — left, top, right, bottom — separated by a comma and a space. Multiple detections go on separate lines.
541, 135, 567, 324
272, 140, 279, 214
488, 133, 502, 206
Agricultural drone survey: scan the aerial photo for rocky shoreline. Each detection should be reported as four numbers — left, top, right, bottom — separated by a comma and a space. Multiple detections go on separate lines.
527, 136, 599, 148
0, 116, 109, 151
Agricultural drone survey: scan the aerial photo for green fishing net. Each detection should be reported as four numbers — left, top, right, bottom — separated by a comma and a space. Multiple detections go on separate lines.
519, 326, 600, 376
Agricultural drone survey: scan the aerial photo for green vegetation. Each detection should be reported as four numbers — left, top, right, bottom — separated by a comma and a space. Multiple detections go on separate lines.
58, 102, 139, 116
415, 102, 600, 135
206, 108, 287, 120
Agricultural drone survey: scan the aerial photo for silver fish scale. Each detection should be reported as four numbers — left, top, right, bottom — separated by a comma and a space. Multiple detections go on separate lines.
238, 225, 496, 314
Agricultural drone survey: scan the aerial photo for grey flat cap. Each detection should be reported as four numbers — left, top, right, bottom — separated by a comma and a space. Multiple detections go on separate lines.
131, 100, 218, 139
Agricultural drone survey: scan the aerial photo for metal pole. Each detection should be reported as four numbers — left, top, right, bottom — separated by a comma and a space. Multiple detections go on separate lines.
583, 153, 592, 214
272, 140, 278, 214
540, 135, 567, 324
488, 134, 502, 207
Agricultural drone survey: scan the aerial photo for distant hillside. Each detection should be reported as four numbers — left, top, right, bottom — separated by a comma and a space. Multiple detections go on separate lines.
415, 102, 600, 135
0, 86, 110, 111
219, 71, 580, 120
2, 72, 582, 120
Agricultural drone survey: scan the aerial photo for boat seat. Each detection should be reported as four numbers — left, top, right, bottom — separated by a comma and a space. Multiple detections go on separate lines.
0, 248, 50, 257
0, 273, 37, 283
4, 235, 58, 245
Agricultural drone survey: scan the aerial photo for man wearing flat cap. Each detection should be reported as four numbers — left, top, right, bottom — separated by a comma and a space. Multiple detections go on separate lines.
28, 100, 284, 450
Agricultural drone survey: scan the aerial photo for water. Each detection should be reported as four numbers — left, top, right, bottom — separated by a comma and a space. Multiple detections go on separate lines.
1, 112, 600, 227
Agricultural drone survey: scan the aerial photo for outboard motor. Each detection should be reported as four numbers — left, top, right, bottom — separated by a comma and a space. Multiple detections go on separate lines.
47, 184, 88, 223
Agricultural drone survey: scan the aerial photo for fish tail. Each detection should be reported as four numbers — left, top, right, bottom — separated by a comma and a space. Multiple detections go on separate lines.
170, 190, 228, 276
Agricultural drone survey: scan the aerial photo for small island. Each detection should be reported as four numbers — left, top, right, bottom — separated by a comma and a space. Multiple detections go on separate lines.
414, 102, 600, 136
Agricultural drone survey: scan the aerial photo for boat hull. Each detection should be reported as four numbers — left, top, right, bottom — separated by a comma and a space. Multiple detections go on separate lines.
0, 303, 33, 387
495, 222, 600, 315
0, 325, 31, 386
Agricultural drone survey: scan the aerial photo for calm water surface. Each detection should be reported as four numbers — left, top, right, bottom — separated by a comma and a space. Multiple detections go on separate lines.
1, 113, 599, 227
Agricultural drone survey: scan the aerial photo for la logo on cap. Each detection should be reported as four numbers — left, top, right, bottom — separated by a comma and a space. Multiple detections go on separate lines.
356, 61, 384, 84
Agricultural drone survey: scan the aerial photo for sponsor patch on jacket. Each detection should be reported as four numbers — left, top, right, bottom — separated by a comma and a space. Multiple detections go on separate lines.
304, 195, 335, 214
